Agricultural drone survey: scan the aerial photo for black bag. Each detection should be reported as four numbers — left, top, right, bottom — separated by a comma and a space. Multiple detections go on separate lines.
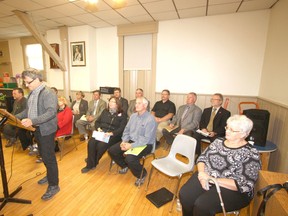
257, 181, 288, 216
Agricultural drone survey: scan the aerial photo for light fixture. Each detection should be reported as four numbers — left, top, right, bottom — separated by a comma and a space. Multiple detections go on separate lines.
112, 0, 127, 9
69, 0, 127, 11
84, 0, 99, 12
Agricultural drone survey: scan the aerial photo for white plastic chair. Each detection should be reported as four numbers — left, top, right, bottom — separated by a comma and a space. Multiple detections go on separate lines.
146, 134, 197, 212
56, 115, 77, 160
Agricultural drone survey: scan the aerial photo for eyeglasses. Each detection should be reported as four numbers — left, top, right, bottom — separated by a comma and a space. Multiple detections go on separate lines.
24, 78, 35, 86
225, 126, 241, 133
211, 98, 221, 101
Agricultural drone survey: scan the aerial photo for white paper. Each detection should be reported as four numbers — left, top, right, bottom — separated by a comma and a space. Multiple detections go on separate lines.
80, 115, 87, 121
196, 129, 209, 137
92, 131, 110, 143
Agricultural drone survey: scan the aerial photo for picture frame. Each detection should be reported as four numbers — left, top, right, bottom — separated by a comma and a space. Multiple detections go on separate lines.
50, 43, 60, 69
71, 41, 86, 67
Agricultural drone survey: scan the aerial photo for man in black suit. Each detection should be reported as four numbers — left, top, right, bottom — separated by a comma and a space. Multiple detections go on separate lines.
193, 93, 231, 155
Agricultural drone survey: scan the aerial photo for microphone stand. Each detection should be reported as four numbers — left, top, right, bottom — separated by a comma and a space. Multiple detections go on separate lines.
0, 116, 31, 211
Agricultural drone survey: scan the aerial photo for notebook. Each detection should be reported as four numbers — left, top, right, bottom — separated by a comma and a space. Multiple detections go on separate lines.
146, 187, 174, 208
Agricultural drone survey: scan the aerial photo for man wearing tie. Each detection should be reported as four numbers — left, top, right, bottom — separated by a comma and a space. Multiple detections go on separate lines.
193, 93, 231, 155
76, 90, 107, 141
162, 92, 202, 145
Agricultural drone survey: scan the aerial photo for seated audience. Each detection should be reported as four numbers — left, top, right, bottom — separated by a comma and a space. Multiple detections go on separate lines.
70, 91, 88, 124
81, 96, 127, 173
2, 88, 34, 152
108, 97, 156, 186
51, 87, 58, 95
179, 115, 261, 216
76, 90, 106, 141
127, 88, 150, 118
113, 87, 128, 115
55, 96, 73, 151
151, 89, 176, 144
193, 93, 230, 155
162, 92, 202, 145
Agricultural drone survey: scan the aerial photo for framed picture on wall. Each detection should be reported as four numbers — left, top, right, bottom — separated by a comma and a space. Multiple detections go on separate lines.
50, 43, 60, 69
71, 41, 86, 67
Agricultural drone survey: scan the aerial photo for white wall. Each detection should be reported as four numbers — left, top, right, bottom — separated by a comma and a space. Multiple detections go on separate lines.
68, 25, 96, 91
259, 0, 288, 106
156, 10, 270, 95
96, 27, 119, 88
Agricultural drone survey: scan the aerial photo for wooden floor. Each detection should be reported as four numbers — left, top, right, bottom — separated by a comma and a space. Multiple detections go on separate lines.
0, 136, 191, 216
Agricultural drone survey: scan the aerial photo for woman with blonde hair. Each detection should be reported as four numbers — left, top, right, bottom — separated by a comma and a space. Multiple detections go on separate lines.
71, 91, 88, 124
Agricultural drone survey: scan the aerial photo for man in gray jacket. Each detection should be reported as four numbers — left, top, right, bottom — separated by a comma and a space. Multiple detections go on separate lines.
16, 68, 59, 201
162, 92, 202, 145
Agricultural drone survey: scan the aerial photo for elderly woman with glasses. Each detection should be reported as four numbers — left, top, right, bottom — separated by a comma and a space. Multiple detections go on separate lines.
179, 114, 261, 216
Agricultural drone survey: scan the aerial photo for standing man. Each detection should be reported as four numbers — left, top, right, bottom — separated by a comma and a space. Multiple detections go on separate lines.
113, 88, 128, 115
193, 93, 231, 155
151, 89, 176, 145
3, 88, 27, 147
108, 97, 156, 186
16, 68, 59, 201
127, 88, 150, 118
76, 90, 106, 141
162, 92, 202, 145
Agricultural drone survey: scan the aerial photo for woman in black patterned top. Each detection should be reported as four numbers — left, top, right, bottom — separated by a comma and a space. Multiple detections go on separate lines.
179, 115, 261, 216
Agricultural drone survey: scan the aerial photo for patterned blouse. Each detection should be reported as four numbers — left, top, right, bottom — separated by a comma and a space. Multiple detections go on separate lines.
197, 138, 261, 198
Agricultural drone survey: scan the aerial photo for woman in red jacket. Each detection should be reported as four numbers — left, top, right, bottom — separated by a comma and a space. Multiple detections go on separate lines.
55, 96, 73, 151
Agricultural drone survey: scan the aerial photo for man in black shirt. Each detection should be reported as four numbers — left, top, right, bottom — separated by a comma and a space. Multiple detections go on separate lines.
151, 89, 176, 144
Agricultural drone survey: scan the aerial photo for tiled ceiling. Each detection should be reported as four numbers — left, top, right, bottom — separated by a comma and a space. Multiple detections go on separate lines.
0, 0, 279, 40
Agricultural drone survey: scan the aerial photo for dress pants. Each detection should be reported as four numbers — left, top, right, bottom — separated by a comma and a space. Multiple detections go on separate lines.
75, 119, 94, 135
162, 128, 193, 145
86, 135, 122, 168
179, 172, 250, 216
192, 132, 218, 155
34, 129, 59, 186
156, 121, 169, 141
18, 129, 33, 150
108, 143, 152, 178
2, 124, 16, 140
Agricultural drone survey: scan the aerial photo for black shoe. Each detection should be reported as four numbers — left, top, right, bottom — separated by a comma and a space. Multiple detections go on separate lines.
38, 176, 48, 185
65, 136, 72, 140
41, 185, 60, 201
81, 166, 96, 173
134, 173, 147, 187
118, 167, 128, 174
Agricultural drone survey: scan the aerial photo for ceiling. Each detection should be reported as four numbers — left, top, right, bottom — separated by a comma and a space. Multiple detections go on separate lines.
0, 0, 279, 40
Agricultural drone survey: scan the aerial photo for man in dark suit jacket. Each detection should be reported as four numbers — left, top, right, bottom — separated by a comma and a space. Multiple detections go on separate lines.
193, 93, 231, 155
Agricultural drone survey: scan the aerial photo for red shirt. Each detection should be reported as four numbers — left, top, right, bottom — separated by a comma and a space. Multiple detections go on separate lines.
56, 106, 73, 137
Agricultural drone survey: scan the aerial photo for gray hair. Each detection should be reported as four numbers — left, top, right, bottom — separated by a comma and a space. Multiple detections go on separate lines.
137, 97, 149, 107
227, 114, 253, 138
22, 68, 43, 82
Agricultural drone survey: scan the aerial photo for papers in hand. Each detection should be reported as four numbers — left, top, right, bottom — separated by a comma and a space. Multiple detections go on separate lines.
80, 115, 87, 121
124, 145, 147, 156
196, 129, 210, 137
92, 131, 110, 143
164, 125, 179, 133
